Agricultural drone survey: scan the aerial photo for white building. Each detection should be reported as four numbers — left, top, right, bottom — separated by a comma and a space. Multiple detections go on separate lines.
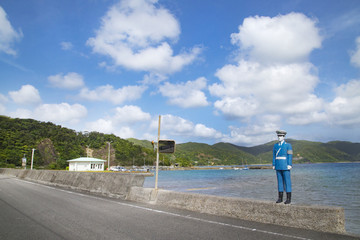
67, 157, 106, 171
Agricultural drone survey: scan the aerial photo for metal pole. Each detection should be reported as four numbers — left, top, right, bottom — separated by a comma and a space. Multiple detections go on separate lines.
31, 148, 35, 170
155, 115, 161, 190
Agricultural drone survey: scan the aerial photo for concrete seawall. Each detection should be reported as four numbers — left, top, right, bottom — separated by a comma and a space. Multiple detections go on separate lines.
127, 188, 346, 234
1, 169, 346, 234
0, 168, 145, 199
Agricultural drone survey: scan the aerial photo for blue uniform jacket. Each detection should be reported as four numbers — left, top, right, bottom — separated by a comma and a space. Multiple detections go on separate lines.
273, 141, 293, 170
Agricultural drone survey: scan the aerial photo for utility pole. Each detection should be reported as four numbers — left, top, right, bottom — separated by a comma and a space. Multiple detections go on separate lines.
31, 148, 35, 170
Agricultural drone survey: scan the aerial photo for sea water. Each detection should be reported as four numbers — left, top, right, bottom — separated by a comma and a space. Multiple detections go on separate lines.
144, 163, 360, 236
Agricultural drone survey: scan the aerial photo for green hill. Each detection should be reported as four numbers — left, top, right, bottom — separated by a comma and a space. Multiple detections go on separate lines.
0, 116, 156, 169
324, 141, 360, 159
1, 116, 359, 169
127, 138, 154, 149
128, 138, 360, 166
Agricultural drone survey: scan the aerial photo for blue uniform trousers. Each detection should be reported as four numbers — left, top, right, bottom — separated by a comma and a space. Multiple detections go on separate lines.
276, 170, 291, 192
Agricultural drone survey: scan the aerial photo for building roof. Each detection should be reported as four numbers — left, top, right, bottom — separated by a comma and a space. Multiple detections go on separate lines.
67, 157, 106, 162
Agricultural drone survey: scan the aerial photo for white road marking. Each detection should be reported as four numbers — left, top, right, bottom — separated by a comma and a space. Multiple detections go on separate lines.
14, 178, 312, 240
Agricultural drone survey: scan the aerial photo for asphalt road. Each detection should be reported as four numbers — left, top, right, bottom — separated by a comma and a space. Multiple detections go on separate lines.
0, 175, 358, 240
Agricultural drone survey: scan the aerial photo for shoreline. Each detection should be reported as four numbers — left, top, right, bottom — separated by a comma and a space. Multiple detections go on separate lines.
150, 161, 360, 171
161, 165, 272, 171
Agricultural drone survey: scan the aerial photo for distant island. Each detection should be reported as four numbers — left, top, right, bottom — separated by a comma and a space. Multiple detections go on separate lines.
1, 115, 359, 170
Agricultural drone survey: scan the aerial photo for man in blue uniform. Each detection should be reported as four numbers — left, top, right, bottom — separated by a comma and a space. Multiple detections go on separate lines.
272, 130, 293, 204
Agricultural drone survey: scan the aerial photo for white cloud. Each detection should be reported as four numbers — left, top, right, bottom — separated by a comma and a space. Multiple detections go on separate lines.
155, 114, 193, 133
113, 105, 151, 123
0, 6, 23, 56
221, 123, 278, 146
158, 114, 223, 140
194, 124, 223, 138
48, 72, 85, 90
208, 12, 326, 142
9, 103, 87, 125
213, 96, 258, 119
0, 103, 6, 115
87, 0, 201, 74
230, 12, 322, 63
85, 118, 114, 134
159, 77, 209, 108
9, 108, 32, 119
0, 93, 7, 102
287, 111, 327, 125
79, 84, 147, 104
60, 41, 73, 50
116, 126, 135, 139
85, 105, 150, 138
350, 36, 360, 68
142, 72, 168, 84
9, 85, 41, 105
208, 12, 326, 145
326, 79, 360, 126
34, 103, 87, 124
210, 61, 323, 119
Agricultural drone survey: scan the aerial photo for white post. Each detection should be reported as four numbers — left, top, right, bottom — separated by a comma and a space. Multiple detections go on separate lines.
31, 148, 35, 170
155, 115, 161, 190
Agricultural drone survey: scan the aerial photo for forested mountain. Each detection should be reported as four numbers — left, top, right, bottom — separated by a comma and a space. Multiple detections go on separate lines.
1, 116, 359, 169
213, 140, 360, 164
0, 116, 157, 169
129, 138, 360, 166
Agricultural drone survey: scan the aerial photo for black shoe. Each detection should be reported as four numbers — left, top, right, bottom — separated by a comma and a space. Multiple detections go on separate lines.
284, 192, 291, 204
276, 192, 283, 203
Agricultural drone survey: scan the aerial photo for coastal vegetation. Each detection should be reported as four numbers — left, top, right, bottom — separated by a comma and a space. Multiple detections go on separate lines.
0, 116, 157, 169
1, 116, 359, 169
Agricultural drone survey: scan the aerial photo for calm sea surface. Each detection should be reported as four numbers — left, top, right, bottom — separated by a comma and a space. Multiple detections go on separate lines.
144, 163, 360, 236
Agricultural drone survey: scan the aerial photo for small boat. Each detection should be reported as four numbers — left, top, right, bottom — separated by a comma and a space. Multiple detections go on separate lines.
241, 158, 249, 170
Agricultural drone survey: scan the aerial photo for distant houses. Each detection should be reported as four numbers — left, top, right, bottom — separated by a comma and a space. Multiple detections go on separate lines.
67, 157, 106, 171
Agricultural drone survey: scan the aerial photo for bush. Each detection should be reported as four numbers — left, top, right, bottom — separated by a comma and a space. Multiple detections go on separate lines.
48, 163, 57, 169
0, 163, 16, 168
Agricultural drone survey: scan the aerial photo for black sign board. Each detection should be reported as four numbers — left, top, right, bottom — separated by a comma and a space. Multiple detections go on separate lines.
158, 140, 176, 153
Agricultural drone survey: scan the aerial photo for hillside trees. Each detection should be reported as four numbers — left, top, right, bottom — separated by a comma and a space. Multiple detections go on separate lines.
0, 116, 156, 169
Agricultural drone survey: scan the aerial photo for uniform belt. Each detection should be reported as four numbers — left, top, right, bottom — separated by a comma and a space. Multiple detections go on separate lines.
276, 157, 286, 160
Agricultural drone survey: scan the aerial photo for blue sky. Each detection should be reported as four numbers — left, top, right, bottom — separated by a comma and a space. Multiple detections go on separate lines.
1, 0, 360, 146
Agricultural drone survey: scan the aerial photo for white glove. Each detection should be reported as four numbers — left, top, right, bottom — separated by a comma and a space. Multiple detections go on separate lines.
272, 166, 275, 170
287, 165, 292, 170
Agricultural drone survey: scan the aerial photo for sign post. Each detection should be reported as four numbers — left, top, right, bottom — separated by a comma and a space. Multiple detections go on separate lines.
155, 115, 161, 190
154, 115, 176, 190
22, 154, 26, 169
